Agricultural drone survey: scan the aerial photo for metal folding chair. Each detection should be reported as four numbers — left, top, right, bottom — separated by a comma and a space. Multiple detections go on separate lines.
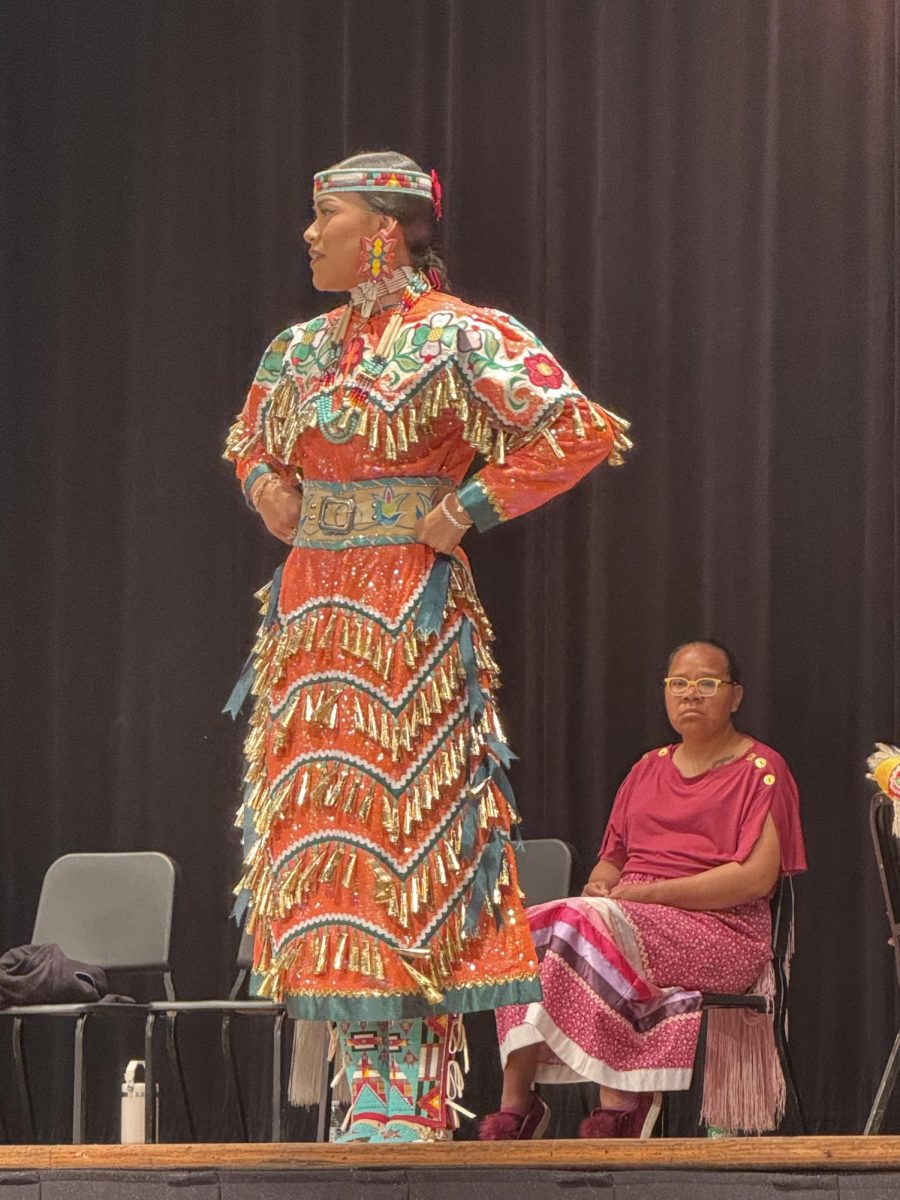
514, 838, 804, 1135
0, 851, 177, 1142
143, 924, 286, 1142
515, 838, 574, 905
865, 793, 900, 1133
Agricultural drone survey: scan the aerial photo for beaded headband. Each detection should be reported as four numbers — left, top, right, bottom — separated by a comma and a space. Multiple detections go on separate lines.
314, 167, 443, 218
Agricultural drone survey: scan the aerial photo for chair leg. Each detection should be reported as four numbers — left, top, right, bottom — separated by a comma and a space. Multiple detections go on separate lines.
144, 1012, 157, 1144
221, 1014, 249, 1141
772, 1009, 806, 1132
657, 1092, 668, 1138
12, 1018, 35, 1143
72, 1014, 87, 1143
769, 960, 806, 1134
271, 1011, 285, 1143
315, 1026, 333, 1144
691, 1006, 710, 1136
865, 1028, 900, 1134
164, 1014, 197, 1141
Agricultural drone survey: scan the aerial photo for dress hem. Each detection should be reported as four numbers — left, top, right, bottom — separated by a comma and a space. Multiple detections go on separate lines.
277, 975, 543, 1021
499, 1005, 695, 1093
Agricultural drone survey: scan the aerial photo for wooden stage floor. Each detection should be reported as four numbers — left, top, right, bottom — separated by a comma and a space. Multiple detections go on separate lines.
0, 1136, 899, 1171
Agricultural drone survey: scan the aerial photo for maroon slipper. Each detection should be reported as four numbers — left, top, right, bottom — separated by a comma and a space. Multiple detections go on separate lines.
579, 1092, 662, 1140
479, 1094, 551, 1141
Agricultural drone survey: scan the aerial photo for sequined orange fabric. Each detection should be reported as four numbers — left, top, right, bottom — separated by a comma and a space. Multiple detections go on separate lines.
224, 289, 629, 1020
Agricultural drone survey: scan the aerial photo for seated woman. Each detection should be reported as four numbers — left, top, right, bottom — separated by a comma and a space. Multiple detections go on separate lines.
480, 639, 806, 1140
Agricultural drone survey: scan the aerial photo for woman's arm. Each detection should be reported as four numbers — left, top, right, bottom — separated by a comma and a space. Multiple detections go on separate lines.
224, 330, 302, 543
415, 310, 632, 551
456, 312, 631, 528
610, 815, 781, 911
582, 858, 624, 898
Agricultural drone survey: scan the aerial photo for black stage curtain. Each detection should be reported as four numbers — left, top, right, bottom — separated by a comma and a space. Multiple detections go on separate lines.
0, 0, 897, 1138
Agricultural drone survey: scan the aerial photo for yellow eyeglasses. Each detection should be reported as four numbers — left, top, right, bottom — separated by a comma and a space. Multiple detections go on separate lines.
663, 677, 736, 698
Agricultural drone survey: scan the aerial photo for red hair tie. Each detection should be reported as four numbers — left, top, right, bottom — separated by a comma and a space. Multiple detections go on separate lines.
430, 169, 443, 220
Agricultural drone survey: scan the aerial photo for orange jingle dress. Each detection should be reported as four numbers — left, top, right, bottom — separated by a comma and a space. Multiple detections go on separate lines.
224, 285, 630, 1027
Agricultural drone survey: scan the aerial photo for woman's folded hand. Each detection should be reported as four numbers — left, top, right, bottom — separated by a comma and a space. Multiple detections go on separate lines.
582, 880, 611, 898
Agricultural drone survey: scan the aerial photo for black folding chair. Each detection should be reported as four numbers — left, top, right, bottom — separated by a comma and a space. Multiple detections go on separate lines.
675, 876, 806, 1134
865, 792, 900, 1133
144, 924, 286, 1142
0, 851, 177, 1142
514, 839, 804, 1135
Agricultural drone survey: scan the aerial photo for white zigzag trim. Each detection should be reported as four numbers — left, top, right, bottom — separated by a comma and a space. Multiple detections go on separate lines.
274, 797, 464, 876
273, 912, 398, 952
269, 697, 467, 793
272, 852, 482, 954
269, 614, 464, 718
278, 569, 430, 629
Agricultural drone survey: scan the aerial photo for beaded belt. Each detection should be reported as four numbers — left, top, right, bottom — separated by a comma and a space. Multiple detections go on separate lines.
294, 477, 454, 549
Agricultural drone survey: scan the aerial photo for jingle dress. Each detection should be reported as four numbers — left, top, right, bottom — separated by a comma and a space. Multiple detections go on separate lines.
224, 287, 631, 1023
495, 741, 807, 1131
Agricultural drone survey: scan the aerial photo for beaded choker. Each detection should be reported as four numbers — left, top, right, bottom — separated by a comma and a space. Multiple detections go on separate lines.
316, 272, 430, 444
350, 265, 418, 319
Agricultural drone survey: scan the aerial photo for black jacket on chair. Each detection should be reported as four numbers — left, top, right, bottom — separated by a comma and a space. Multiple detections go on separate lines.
0, 943, 130, 1007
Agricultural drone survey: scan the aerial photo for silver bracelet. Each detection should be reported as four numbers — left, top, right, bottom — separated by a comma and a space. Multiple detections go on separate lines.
440, 493, 472, 531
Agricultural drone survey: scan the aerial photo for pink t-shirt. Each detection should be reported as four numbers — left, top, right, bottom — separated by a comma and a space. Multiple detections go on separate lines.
598, 740, 807, 879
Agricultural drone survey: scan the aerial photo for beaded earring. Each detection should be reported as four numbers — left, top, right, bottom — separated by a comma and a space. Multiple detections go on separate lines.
358, 230, 397, 283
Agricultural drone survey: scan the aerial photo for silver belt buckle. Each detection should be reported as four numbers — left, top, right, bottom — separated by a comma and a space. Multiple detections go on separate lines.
318, 495, 356, 534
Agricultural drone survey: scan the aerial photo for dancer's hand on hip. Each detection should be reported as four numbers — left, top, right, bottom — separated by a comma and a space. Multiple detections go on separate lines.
256, 483, 302, 544
415, 495, 472, 554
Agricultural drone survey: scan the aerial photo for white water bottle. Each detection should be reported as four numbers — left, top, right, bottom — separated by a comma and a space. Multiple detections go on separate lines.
120, 1059, 146, 1143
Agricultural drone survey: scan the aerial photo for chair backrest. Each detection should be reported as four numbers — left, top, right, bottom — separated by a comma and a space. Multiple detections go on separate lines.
869, 793, 900, 988
31, 852, 177, 971
236, 923, 255, 971
770, 875, 795, 960
514, 838, 574, 907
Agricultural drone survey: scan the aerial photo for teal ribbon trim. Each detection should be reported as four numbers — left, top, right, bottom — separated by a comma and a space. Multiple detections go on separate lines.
458, 619, 486, 725
457, 613, 522, 860
223, 564, 285, 720
464, 830, 508, 934
413, 554, 453, 636
456, 478, 503, 531
295, 530, 418, 550
485, 732, 516, 770
228, 562, 285, 922
231, 791, 257, 924
268, 973, 543, 1021
459, 749, 520, 861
